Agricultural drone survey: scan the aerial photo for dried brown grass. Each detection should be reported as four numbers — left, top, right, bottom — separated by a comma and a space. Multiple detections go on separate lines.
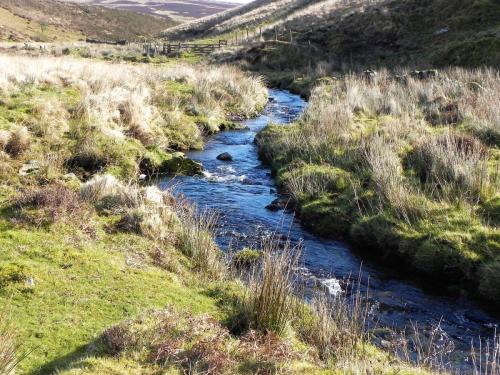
0, 126, 30, 158
0, 312, 25, 375
13, 184, 94, 231
175, 200, 226, 280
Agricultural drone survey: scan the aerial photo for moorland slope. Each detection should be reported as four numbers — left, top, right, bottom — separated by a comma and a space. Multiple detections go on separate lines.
165, 0, 500, 69
0, 0, 176, 42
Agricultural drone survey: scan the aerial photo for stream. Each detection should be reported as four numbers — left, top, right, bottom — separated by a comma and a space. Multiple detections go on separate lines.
160, 89, 499, 372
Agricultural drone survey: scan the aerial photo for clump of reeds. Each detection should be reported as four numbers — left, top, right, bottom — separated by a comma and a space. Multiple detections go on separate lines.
240, 238, 300, 335
175, 201, 226, 280
471, 331, 500, 375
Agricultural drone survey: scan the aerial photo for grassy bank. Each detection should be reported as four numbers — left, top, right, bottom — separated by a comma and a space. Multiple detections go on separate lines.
257, 68, 500, 305
0, 54, 267, 181
0, 54, 450, 374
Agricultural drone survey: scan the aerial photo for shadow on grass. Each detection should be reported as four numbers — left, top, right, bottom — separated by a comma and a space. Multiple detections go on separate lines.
30, 338, 104, 375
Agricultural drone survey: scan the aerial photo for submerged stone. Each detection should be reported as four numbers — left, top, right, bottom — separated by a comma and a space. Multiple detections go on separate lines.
216, 152, 233, 161
265, 197, 291, 211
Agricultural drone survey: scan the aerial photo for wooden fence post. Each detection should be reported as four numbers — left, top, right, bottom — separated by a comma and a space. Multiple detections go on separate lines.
308, 40, 312, 72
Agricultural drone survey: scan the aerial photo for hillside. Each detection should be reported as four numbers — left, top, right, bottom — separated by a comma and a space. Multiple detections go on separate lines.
165, 0, 500, 69
162, 0, 315, 40
0, 0, 176, 42
64, 0, 240, 22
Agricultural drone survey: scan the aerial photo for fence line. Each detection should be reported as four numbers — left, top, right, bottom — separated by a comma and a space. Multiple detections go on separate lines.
84, 26, 310, 57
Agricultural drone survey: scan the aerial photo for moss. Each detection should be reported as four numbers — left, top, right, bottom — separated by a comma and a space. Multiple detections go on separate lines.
232, 248, 262, 268
412, 236, 476, 279
141, 147, 203, 176
0, 262, 29, 288
348, 208, 500, 298
350, 213, 403, 257
255, 124, 295, 163
480, 195, 500, 226
65, 135, 142, 180
162, 114, 204, 151
299, 194, 355, 237
0, 216, 221, 374
478, 260, 500, 302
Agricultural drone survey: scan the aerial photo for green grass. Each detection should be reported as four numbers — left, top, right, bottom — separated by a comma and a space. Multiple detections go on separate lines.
0, 213, 220, 374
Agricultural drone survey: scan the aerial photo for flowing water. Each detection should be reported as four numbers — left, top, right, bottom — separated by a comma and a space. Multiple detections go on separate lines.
160, 89, 499, 372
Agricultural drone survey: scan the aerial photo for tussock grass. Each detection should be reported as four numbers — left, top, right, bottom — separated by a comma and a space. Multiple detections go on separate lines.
241, 239, 300, 335
412, 131, 490, 203
80, 174, 224, 279
175, 201, 226, 280
0, 126, 30, 158
363, 134, 425, 224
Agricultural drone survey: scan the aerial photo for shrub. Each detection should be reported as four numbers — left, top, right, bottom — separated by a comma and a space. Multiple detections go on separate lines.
0, 264, 28, 288
101, 325, 132, 356
4, 127, 30, 158
15, 184, 90, 226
